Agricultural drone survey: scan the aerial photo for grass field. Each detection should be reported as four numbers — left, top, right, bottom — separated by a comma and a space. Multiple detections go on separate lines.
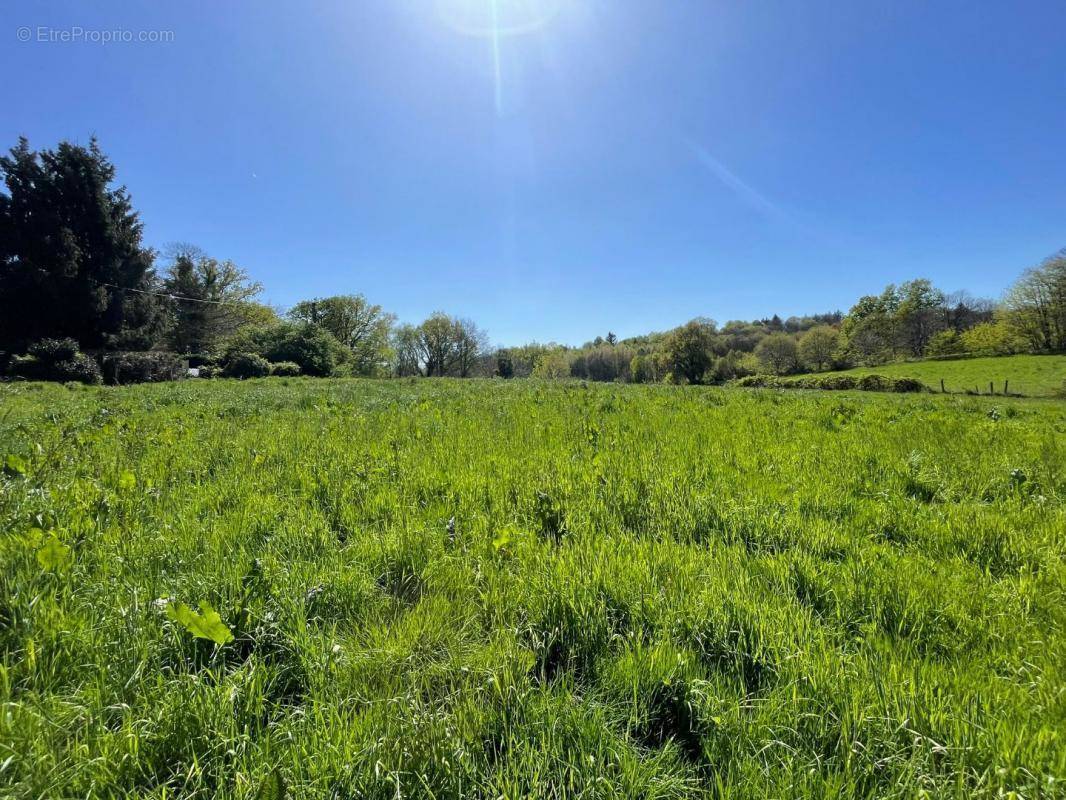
1, 378, 1064, 799
810, 353, 1066, 397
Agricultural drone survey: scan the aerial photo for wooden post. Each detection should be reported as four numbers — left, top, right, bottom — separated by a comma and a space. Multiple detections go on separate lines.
1004, 380, 1009, 396
940, 378, 945, 393
990, 381, 994, 395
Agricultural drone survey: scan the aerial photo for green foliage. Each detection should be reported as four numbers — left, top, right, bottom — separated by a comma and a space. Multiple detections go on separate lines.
3, 452, 28, 476
165, 601, 235, 645
960, 317, 1028, 356
734, 373, 926, 393
809, 354, 1066, 397
754, 332, 799, 375
1005, 248, 1066, 352
663, 319, 717, 384
268, 361, 302, 377
223, 352, 271, 379
287, 295, 394, 376
101, 352, 184, 384
117, 470, 137, 492
55, 354, 104, 385
162, 246, 264, 354
35, 533, 72, 573
8, 340, 103, 384
0, 378, 1063, 799
9, 353, 103, 385
230, 323, 349, 377
532, 349, 572, 380
0, 137, 163, 351
27, 338, 80, 362
254, 769, 287, 800
797, 325, 840, 371
926, 328, 963, 357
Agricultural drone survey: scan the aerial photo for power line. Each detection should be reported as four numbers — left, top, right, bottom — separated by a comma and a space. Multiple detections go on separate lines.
96, 281, 246, 307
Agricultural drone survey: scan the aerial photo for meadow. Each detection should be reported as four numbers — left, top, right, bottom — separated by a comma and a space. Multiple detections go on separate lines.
810, 353, 1066, 398
1, 378, 1064, 799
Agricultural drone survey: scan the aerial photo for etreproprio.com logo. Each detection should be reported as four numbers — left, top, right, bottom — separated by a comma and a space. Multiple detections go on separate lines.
17, 26, 175, 44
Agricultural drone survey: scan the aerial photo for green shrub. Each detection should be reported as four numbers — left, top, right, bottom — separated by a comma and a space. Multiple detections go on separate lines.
223, 352, 271, 379
8, 343, 102, 384
27, 338, 80, 362
54, 354, 103, 385
7, 355, 48, 381
857, 374, 893, 392
269, 361, 302, 377
226, 322, 348, 377
817, 374, 857, 390
891, 377, 926, 393
734, 375, 776, 388
9, 354, 102, 384
734, 372, 923, 394
102, 352, 185, 385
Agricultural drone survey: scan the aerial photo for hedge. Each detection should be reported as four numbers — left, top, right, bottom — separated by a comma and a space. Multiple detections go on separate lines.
733, 373, 928, 393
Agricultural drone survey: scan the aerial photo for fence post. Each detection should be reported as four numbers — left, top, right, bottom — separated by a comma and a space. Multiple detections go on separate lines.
1004, 380, 1009, 396
940, 378, 945, 393
990, 381, 994, 395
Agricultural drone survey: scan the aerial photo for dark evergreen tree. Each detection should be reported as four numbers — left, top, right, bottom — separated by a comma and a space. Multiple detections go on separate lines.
0, 137, 162, 351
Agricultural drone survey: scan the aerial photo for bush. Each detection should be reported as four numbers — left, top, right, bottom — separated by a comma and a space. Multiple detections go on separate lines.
926, 330, 963, 358
269, 361, 302, 377
816, 375, 857, 390
891, 377, 926, 393
734, 374, 775, 388
54, 354, 103, 385
8, 342, 102, 385
733, 372, 926, 394
857, 374, 893, 392
28, 337, 80, 362
7, 355, 49, 381
225, 322, 348, 377
197, 365, 219, 379
102, 352, 185, 385
223, 352, 271, 379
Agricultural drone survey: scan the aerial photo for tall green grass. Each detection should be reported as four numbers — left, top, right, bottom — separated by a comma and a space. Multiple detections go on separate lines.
1, 378, 1063, 798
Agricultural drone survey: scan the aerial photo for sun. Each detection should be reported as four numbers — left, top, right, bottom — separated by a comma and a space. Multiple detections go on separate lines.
436, 0, 564, 39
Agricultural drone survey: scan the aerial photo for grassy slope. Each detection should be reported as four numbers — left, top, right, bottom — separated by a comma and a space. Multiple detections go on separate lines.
1, 378, 1064, 799
811, 353, 1066, 397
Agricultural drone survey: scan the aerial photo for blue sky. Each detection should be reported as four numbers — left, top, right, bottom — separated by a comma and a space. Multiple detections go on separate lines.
3, 1, 1064, 346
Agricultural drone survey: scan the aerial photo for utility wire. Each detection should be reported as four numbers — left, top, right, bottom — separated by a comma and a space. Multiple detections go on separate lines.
95, 281, 246, 307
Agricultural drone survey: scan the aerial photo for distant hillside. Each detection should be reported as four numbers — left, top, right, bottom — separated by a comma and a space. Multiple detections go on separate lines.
811, 354, 1066, 397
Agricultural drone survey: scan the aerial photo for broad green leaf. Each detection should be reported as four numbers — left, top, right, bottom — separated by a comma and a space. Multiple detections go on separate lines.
491, 527, 513, 552
117, 470, 137, 492
166, 601, 234, 645
254, 769, 287, 800
36, 534, 72, 573
3, 454, 27, 477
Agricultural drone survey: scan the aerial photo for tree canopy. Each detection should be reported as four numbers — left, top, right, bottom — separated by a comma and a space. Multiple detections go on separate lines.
0, 137, 161, 350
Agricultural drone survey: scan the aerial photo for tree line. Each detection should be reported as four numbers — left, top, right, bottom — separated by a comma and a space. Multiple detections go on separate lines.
1, 137, 1063, 384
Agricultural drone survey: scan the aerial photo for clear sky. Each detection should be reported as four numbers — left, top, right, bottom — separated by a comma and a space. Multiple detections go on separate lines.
3, 1, 1064, 346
